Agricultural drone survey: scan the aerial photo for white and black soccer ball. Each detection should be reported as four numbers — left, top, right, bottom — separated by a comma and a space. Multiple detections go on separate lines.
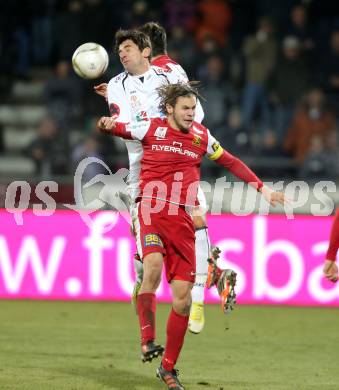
72, 42, 109, 79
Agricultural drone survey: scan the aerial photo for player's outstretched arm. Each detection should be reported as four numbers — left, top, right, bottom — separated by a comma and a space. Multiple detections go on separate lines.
97, 117, 150, 141
97, 116, 132, 140
211, 148, 287, 206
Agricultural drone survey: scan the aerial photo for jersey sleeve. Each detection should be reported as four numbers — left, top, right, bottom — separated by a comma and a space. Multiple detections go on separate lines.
124, 120, 151, 141
111, 120, 150, 141
107, 77, 131, 122
206, 129, 224, 160
195, 99, 204, 123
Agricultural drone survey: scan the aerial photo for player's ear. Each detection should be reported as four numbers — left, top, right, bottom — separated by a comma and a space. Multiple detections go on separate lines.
143, 47, 152, 59
166, 103, 173, 115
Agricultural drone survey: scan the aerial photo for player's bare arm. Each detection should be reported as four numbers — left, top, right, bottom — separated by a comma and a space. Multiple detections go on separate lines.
94, 83, 108, 99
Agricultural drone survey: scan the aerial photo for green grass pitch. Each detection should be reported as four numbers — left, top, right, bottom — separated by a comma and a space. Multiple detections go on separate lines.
0, 300, 338, 390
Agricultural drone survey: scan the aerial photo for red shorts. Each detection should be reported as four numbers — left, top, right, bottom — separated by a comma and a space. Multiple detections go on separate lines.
135, 199, 196, 283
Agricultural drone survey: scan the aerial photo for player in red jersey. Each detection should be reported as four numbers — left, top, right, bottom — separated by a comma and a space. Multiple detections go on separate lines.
98, 83, 286, 390
139, 21, 235, 333
323, 209, 339, 282
95, 25, 226, 334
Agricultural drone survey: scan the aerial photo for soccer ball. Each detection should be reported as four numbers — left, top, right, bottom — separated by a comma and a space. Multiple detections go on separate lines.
72, 42, 109, 79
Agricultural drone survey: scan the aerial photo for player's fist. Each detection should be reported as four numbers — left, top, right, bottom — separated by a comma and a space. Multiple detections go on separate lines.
97, 116, 116, 133
94, 83, 108, 100
323, 260, 338, 283
260, 185, 289, 206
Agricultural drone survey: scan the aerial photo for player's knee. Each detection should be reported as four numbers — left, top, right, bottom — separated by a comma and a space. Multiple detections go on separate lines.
173, 294, 191, 316
142, 270, 161, 290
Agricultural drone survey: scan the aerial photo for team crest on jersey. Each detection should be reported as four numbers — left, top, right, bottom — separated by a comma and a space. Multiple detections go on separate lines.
192, 134, 202, 147
212, 142, 220, 152
154, 126, 167, 139
130, 94, 141, 109
136, 111, 148, 121
144, 233, 163, 247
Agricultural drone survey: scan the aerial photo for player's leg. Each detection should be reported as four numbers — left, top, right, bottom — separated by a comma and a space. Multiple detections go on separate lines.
157, 206, 195, 390
130, 202, 144, 311
131, 253, 143, 312
138, 251, 165, 362
134, 202, 165, 362
189, 187, 210, 334
157, 279, 191, 390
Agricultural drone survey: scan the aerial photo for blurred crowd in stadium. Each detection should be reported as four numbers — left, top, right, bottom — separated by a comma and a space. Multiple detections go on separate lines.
1, 0, 339, 181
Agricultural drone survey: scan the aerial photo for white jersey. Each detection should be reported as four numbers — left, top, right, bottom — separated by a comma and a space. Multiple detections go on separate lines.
107, 65, 204, 201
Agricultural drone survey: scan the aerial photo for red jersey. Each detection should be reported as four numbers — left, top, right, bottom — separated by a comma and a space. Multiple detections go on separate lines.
151, 55, 188, 81
151, 55, 204, 123
326, 209, 339, 261
110, 118, 263, 207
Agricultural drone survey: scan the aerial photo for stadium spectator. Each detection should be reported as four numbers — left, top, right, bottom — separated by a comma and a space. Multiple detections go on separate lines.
55, 0, 85, 61
26, 117, 69, 176
167, 26, 197, 77
31, 0, 54, 65
323, 208, 339, 282
285, 4, 315, 54
71, 134, 105, 182
268, 36, 311, 147
284, 89, 337, 168
163, 0, 196, 32
298, 135, 337, 179
194, 0, 232, 48
81, 0, 114, 50
319, 30, 339, 111
1, 0, 32, 80
241, 17, 277, 143
44, 60, 83, 126
198, 55, 237, 134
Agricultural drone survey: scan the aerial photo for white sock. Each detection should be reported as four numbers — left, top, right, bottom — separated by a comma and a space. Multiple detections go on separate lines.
192, 228, 210, 304
133, 256, 144, 283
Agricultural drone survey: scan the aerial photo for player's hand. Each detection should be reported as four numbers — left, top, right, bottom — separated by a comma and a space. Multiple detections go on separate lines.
94, 83, 108, 99
97, 116, 116, 132
260, 185, 289, 207
323, 260, 338, 283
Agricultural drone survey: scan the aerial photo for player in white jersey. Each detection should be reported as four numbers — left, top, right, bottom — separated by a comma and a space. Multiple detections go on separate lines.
94, 29, 234, 334
139, 22, 236, 333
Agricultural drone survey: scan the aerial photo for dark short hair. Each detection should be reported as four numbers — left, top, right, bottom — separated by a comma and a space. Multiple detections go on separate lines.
114, 29, 152, 57
139, 22, 166, 57
157, 82, 201, 115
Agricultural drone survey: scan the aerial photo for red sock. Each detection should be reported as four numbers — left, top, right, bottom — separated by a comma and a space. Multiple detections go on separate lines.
162, 308, 189, 371
137, 293, 156, 345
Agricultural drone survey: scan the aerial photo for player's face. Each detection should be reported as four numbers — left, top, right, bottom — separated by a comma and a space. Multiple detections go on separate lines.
118, 39, 150, 75
168, 95, 196, 133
